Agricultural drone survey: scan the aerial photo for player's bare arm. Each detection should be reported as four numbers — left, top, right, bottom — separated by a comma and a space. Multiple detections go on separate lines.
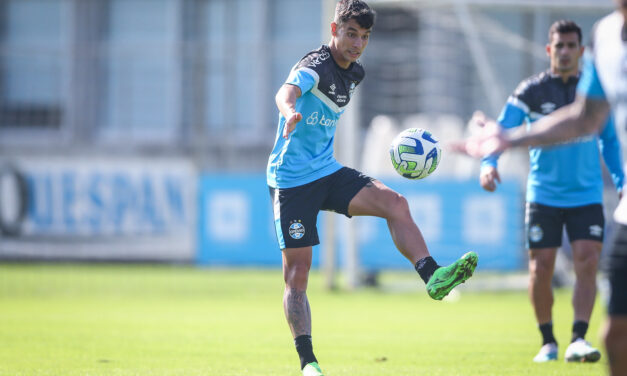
508, 95, 610, 148
275, 84, 303, 139
456, 95, 611, 158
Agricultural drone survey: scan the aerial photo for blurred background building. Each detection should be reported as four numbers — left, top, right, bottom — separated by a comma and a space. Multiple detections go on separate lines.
0, 0, 616, 274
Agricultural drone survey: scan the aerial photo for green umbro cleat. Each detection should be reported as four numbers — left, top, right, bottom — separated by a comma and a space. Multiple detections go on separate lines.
426, 251, 478, 300
302, 362, 324, 376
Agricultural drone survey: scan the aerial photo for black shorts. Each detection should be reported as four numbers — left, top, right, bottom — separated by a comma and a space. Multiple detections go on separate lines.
525, 202, 604, 249
268, 167, 373, 250
607, 224, 627, 316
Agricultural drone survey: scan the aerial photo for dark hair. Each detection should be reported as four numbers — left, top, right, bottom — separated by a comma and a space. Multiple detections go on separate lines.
548, 20, 582, 44
334, 0, 376, 29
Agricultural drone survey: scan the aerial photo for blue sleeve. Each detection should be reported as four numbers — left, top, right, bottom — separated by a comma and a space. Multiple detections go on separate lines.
599, 114, 625, 192
285, 69, 316, 95
481, 102, 527, 169
577, 51, 606, 100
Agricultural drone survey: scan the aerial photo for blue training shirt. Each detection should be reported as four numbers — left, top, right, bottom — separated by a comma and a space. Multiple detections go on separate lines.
267, 45, 365, 188
482, 70, 624, 207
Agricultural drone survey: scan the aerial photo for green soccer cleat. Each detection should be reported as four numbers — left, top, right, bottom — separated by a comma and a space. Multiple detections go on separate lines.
426, 251, 478, 300
302, 362, 324, 376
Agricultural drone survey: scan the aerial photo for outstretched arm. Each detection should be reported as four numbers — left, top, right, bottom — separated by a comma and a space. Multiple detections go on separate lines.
507, 95, 609, 148
275, 84, 303, 139
456, 95, 611, 158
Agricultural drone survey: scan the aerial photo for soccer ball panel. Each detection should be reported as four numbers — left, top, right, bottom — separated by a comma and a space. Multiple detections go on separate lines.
389, 128, 441, 180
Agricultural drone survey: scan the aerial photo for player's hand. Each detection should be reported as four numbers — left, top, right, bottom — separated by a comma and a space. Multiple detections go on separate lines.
282, 112, 302, 139
480, 166, 501, 192
449, 111, 511, 158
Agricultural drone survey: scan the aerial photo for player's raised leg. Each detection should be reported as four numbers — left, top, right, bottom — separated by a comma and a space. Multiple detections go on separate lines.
282, 246, 324, 376
348, 179, 477, 299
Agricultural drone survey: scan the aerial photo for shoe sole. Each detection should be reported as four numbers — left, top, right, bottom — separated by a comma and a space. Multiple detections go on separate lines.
427, 252, 478, 300
565, 351, 601, 363
533, 356, 558, 363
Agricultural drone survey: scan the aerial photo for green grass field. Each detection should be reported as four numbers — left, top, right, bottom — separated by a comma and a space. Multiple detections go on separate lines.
0, 264, 607, 376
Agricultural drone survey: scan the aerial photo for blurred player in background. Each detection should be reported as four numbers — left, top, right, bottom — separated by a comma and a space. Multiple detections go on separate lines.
453, 1, 627, 374
266, 1, 477, 375
479, 20, 624, 363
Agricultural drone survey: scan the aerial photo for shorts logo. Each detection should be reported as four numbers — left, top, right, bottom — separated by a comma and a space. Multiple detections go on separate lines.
589, 225, 603, 237
289, 220, 305, 240
529, 224, 543, 243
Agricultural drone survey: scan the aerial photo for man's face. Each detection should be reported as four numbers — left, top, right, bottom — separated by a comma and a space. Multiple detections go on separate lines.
547, 31, 583, 75
331, 18, 371, 67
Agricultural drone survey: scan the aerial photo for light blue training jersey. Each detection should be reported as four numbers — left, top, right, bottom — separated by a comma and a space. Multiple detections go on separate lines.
267, 45, 365, 189
482, 70, 624, 207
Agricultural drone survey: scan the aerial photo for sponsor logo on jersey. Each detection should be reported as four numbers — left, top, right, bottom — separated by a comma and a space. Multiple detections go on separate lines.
289, 220, 305, 240
529, 224, 543, 243
329, 84, 336, 95
307, 50, 331, 68
540, 102, 556, 114
305, 112, 337, 127
589, 224, 603, 237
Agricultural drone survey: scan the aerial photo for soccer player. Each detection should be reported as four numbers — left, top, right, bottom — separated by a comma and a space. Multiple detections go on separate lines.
478, 20, 624, 363
452, 1, 627, 374
266, 1, 477, 375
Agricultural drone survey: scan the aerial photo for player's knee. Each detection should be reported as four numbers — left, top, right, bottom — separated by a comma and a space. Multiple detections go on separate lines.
529, 259, 553, 281
284, 263, 310, 288
384, 192, 410, 219
573, 253, 600, 278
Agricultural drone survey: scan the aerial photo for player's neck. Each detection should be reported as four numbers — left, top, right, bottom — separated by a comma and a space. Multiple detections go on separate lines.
551, 68, 577, 83
328, 40, 351, 69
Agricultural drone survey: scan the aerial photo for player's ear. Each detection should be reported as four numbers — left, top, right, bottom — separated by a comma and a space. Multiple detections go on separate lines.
331, 22, 338, 36
545, 44, 551, 57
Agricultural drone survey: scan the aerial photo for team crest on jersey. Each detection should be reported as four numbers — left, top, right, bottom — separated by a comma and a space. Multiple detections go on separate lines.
540, 102, 556, 114
349, 82, 357, 98
289, 220, 305, 240
589, 225, 603, 237
529, 224, 543, 243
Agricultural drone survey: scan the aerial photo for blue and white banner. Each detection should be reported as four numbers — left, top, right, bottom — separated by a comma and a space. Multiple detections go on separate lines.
0, 158, 197, 261
198, 174, 524, 270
